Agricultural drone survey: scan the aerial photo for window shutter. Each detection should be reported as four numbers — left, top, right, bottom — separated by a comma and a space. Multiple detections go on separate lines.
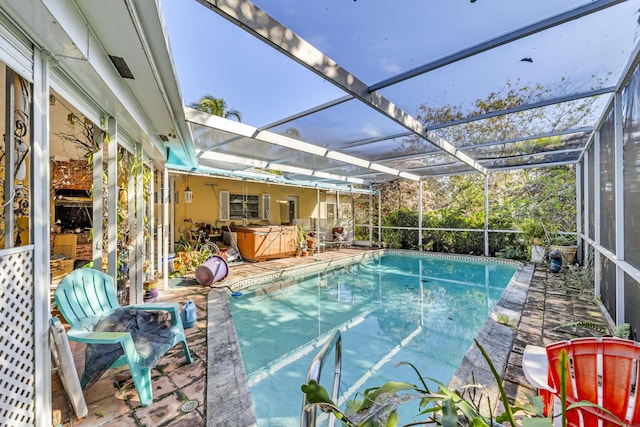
262, 193, 271, 220
219, 190, 230, 221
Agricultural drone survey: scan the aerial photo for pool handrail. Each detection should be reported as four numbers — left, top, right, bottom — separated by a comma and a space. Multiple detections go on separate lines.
300, 330, 342, 427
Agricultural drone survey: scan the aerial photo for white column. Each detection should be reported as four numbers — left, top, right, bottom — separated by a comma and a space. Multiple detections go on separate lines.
418, 179, 423, 251
484, 174, 489, 257
614, 91, 625, 324
149, 166, 155, 275
369, 187, 373, 242
3, 68, 15, 247
316, 188, 320, 254
92, 127, 103, 269
594, 133, 601, 297
163, 167, 170, 288
378, 190, 382, 248
33, 47, 53, 427
576, 163, 582, 262
131, 151, 145, 304
107, 118, 118, 280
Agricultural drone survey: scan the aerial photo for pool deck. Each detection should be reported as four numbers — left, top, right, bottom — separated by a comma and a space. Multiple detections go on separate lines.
52, 248, 611, 426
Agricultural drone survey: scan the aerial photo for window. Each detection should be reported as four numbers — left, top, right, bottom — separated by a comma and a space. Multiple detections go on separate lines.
262, 193, 271, 220
219, 191, 270, 221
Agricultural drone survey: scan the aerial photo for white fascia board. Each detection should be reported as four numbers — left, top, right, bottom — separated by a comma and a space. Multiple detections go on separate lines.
198, 0, 486, 175
131, 0, 195, 159
41, 0, 175, 163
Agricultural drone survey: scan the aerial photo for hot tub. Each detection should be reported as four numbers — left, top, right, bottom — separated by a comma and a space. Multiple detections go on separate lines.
233, 225, 298, 262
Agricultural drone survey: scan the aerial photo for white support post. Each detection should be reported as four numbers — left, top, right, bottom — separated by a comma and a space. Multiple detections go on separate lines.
92, 127, 103, 270
163, 167, 170, 289
149, 166, 155, 275
594, 134, 601, 297
107, 118, 118, 281
583, 145, 590, 245
576, 163, 582, 262
317, 188, 321, 254
378, 191, 382, 248
418, 179, 423, 251
4, 68, 15, 247
128, 153, 136, 304
484, 174, 489, 257
351, 192, 355, 243
33, 47, 53, 427
133, 151, 145, 304
369, 187, 373, 243
614, 91, 625, 324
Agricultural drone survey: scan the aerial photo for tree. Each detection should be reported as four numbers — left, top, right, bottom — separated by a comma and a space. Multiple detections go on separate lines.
189, 94, 242, 121
372, 79, 590, 253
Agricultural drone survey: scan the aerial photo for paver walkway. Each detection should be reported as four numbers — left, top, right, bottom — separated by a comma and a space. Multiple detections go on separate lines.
51, 253, 611, 426
503, 265, 610, 411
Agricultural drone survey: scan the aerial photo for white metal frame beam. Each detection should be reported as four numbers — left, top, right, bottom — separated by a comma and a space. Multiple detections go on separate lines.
196, 0, 486, 175
369, 0, 626, 91
185, 107, 421, 181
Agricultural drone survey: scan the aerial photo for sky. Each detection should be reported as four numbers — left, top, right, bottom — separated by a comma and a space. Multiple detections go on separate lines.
159, 0, 640, 135
159, 0, 345, 127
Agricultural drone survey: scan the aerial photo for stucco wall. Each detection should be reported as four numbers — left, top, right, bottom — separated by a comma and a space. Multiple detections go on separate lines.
173, 175, 324, 227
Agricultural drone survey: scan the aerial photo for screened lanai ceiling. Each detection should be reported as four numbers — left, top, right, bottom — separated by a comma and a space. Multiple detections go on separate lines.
163, 0, 640, 190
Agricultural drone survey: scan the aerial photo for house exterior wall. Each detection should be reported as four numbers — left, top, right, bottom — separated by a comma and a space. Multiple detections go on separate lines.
0, 2, 184, 425
173, 175, 321, 228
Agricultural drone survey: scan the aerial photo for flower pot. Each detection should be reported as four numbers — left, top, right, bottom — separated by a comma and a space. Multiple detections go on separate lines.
531, 245, 545, 263
550, 245, 577, 264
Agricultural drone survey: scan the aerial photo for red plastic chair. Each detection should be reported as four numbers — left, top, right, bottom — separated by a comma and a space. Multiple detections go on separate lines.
543, 337, 640, 426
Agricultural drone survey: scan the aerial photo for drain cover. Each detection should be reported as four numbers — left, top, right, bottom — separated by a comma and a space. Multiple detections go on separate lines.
180, 400, 199, 413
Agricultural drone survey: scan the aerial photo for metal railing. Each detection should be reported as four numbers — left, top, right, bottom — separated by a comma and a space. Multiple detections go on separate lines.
300, 330, 342, 427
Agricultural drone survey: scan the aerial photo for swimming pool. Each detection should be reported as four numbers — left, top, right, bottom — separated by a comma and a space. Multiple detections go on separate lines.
229, 253, 517, 426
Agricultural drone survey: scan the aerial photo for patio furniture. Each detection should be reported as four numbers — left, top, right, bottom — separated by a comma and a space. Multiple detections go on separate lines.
50, 316, 88, 419
523, 337, 640, 426
316, 229, 341, 251
53, 268, 193, 406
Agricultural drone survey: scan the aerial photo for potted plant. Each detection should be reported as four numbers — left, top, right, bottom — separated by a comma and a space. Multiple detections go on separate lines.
301, 339, 610, 427
521, 218, 547, 246
306, 232, 317, 250
548, 234, 578, 264
520, 218, 550, 263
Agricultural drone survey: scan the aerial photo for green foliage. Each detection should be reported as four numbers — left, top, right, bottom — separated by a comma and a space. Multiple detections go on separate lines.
613, 323, 631, 339
501, 244, 528, 261
189, 94, 242, 121
301, 340, 622, 427
372, 81, 584, 255
382, 208, 419, 249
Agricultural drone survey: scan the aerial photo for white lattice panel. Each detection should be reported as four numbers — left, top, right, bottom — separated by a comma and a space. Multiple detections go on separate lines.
0, 248, 35, 426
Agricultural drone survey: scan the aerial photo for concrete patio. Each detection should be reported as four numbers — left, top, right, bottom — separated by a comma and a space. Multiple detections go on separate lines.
51, 250, 610, 426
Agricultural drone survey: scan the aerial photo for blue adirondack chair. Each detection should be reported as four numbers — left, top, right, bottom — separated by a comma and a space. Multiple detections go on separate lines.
54, 268, 193, 406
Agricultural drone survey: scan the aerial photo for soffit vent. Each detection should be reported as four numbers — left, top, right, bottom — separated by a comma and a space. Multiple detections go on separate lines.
108, 55, 134, 79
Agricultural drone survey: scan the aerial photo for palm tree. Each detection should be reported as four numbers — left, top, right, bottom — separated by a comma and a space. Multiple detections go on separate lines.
189, 94, 242, 121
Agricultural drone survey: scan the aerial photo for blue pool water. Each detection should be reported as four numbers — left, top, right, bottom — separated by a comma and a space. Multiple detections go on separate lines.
229, 254, 517, 426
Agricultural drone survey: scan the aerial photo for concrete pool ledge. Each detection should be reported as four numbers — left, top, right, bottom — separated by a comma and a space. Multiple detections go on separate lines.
448, 262, 534, 413
206, 288, 258, 427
